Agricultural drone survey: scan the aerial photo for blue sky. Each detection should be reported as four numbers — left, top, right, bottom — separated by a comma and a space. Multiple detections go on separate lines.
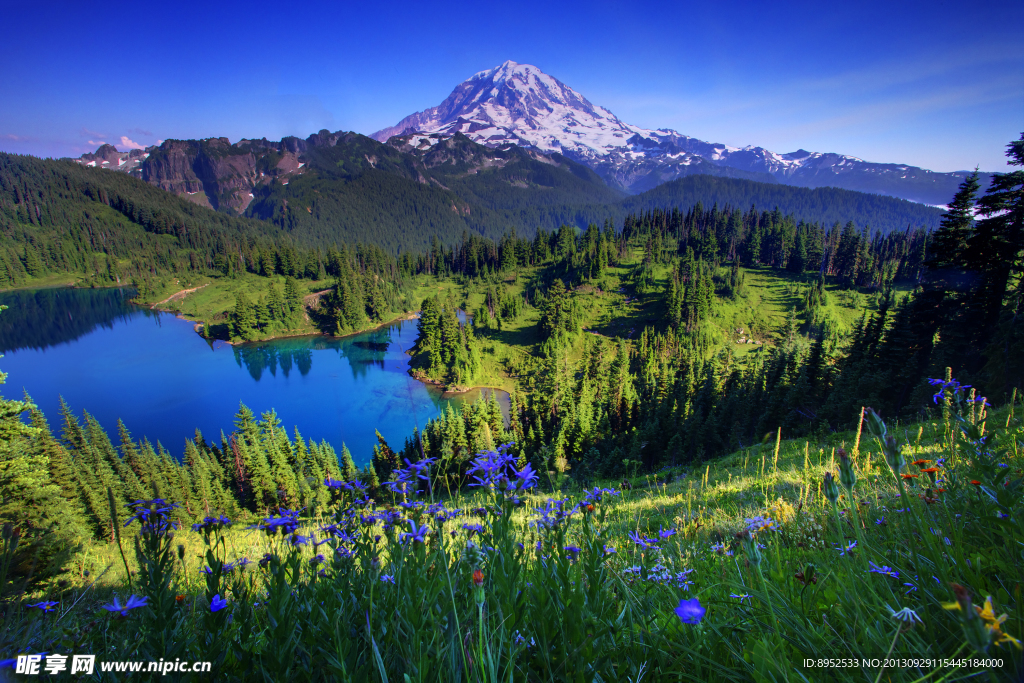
1, 0, 1021, 172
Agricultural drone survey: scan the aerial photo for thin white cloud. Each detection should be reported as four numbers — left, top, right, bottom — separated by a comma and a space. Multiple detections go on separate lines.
129, 127, 154, 137
86, 140, 107, 147
120, 135, 144, 150
2, 134, 26, 141
80, 127, 107, 138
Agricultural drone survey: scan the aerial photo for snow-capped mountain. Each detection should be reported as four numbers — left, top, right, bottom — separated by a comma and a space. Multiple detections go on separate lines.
373, 61, 985, 204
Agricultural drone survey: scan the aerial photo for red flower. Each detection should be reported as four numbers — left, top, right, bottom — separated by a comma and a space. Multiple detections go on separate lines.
971, 480, 982, 485
472, 569, 484, 587
901, 474, 918, 479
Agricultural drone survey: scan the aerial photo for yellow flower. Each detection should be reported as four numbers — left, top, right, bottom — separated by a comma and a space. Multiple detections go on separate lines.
974, 596, 1005, 627
995, 631, 1022, 649
974, 596, 1022, 650
942, 601, 961, 611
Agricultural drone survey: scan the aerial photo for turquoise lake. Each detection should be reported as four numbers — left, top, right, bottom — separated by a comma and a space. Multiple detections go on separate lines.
0, 287, 507, 466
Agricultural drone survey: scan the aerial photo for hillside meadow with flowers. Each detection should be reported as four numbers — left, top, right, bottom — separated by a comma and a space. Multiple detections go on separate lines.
0, 378, 1020, 681
0, 134, 1020, 681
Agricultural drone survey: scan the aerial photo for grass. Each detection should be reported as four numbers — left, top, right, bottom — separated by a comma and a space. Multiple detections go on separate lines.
4, 397, 1020, 681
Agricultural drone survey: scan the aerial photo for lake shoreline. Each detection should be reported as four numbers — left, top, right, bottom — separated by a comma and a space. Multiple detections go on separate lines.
160, 308, 421, 348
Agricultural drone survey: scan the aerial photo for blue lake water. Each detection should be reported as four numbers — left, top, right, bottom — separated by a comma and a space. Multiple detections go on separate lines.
0, 287, 506, 466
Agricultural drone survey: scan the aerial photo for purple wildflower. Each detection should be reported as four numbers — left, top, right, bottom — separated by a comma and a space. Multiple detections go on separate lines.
836, 540, 857, 556
210, 594, 228, 612
125, 499, 180, 537
192, 515, 232, 533
101, 595, 149, 616
868, 562, 899, 578
675, 597, 705, 624
27, 601, 58, 613
628, 531, 660, 550
399, 520, 430, 544
582, 487, 619, 505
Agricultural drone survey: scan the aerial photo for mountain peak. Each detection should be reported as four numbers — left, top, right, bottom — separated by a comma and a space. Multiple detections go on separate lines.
371, 60, 633, 160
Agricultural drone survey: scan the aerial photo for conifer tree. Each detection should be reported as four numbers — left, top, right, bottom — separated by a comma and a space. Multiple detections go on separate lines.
340, 443, 357, 481
232, 292, 257, 340
0, 340, 85, 577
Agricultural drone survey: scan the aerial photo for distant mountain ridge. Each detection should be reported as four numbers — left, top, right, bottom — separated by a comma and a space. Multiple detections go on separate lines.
372, 60, 991, 205
59, 128, 943, 252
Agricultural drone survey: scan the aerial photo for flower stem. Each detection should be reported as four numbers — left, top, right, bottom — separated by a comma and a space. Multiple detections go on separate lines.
872, 627, 901, 683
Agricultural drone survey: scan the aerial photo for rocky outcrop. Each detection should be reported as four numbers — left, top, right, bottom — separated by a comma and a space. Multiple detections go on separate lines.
141, 138, 259, 213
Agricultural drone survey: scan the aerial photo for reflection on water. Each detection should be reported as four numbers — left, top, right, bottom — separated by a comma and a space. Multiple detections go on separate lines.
232, 344, 314, 381
0, 288, 508, 464
0, 287, 142, 353
230, 326, 398, 381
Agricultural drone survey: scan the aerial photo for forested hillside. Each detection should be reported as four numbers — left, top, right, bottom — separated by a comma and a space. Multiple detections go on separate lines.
621, 175, 944, 233
0, 153, 311, 290
57, 130, 944, 256
0, 130, 1019, 683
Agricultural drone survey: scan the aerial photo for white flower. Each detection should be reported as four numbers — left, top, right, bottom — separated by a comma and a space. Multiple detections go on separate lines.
887, 605, 922, 624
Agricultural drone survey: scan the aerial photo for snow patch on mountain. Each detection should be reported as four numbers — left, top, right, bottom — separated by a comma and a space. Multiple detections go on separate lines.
372, 61, 984, 204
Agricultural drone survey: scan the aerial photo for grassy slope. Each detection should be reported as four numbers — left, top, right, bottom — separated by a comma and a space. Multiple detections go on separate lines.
47, 403, 1021, 681
460, 251, 888, 391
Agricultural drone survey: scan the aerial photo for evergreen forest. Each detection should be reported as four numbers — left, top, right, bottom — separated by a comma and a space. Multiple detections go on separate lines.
0, 133, 1019, 681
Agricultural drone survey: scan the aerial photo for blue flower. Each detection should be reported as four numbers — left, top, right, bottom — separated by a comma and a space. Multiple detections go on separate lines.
287, 533, 313, 547
467, 450, 516, 489
101, 595, 149, 616
27, 601, 58, 613
530, 499, 574, 530
462, 523, 485, 537
210, 594, 228, 613
628, 531, 659, 550
380, 574, 395, 584
399, 520, 430, 544
868, 562, 898, 578
604, 545, 617, 554
730, 593, 751, 603
125, 499, 180, 537
658, 526, 677, 539
928, 377, 971, 404
836, 540, 857, 556
675, 597, 705, 624
192, 515, 232, 533
404, 457, 436, 482
248, 510, 301, 536
511, 462, 539, 491
582, 487, 619, 504
745, 516, 779, 535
